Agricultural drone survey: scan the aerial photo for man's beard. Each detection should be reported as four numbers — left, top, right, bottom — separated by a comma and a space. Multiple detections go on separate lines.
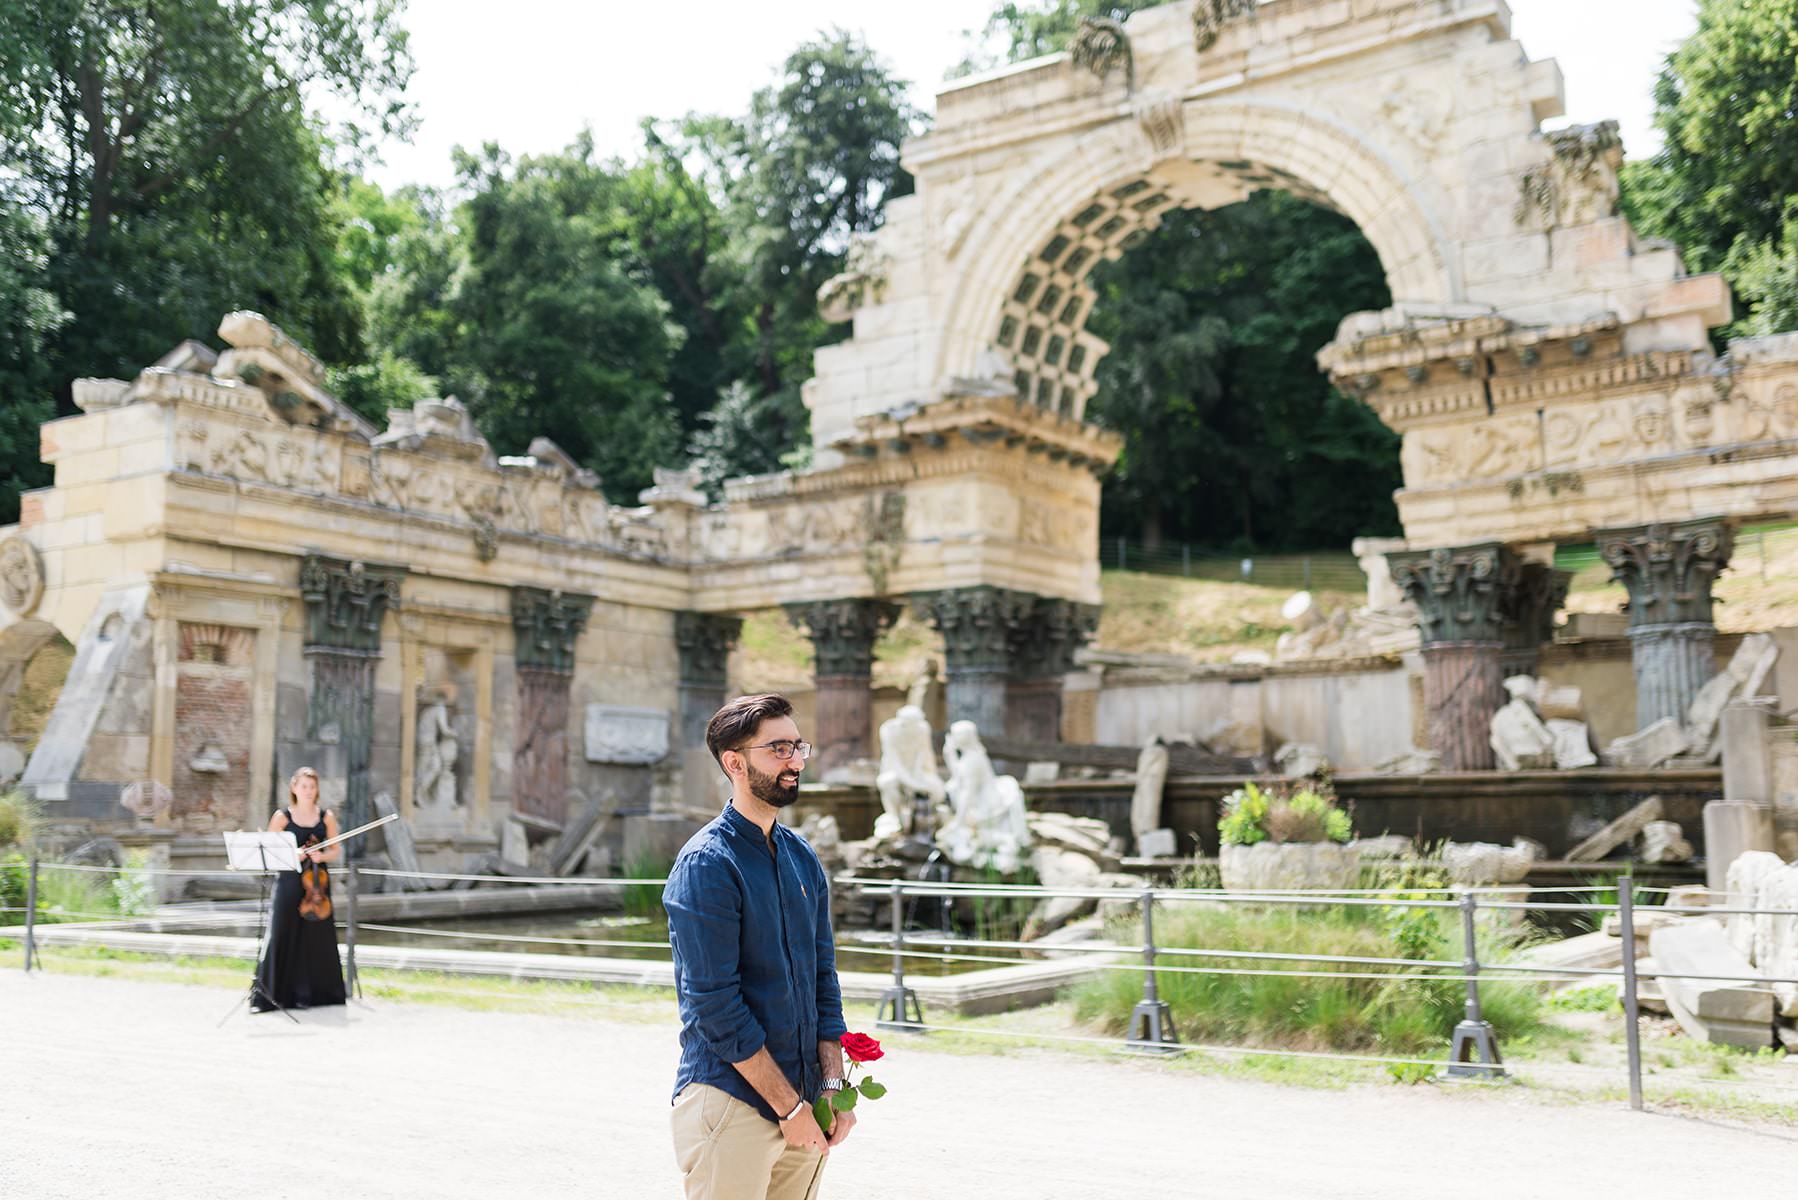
746, 759, 800, 808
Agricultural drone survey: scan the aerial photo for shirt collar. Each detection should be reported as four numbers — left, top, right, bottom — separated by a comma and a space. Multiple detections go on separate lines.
722, 800, 782, 842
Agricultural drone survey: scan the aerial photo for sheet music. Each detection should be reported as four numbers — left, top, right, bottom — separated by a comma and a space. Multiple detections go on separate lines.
222, 830, 302, 872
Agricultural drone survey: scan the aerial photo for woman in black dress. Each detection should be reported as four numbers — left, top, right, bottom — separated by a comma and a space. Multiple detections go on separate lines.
252, 766, 346, 1012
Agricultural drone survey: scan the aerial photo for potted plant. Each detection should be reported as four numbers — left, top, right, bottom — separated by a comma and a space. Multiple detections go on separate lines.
1217, 780, 1360, 892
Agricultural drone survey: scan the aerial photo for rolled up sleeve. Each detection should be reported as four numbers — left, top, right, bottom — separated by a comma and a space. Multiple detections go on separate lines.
665, 852, 766, 1063
813, 869, 848, 1040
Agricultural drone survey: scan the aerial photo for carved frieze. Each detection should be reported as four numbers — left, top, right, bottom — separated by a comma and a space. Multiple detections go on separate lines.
585, 704, 671, 765
299, 555, 405, 654
784, 598, 901, 679
511, 587, 594, 675
1596, 519, 1734, 629
1387, 543, 1520, 645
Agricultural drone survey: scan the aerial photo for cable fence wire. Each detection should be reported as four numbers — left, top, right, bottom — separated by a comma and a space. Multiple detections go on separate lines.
19, 869, 1798, 1106
1098, 539, 1368, 592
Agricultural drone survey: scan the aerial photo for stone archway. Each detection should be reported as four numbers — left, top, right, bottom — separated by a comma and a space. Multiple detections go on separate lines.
807, 0, 1726, 461
0, 618, 67, 781
931, 99, 1457, 422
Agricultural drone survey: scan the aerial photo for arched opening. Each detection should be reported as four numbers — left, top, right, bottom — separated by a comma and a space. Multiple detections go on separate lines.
1080, 191, 1400, 551
0, 621, 74, 784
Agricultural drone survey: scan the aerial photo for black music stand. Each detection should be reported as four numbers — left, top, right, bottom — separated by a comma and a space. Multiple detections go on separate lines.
218, 830, 301, 1026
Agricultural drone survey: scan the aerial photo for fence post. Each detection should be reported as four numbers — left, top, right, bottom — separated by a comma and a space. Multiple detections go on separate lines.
1618, 874, 1644, 1111
1304, 556, 1312, 590
1116, 536, 1127, 571
1444, 890, 1505, 1079
23, 854, 40, 972
876, 882, 923, 1032
1126, 886, 1179, 1051
1182, 544, 1190, 577
1760, 530, 1769, 583
345, 864, 361, 1000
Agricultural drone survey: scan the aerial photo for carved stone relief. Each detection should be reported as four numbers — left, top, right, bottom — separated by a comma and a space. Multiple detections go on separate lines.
584, 704, 671, 765
0, 537, 44, 616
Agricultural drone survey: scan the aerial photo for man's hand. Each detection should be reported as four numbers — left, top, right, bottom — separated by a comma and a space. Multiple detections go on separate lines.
823, 1099, 856, 1147
778, 1104, 830, 1156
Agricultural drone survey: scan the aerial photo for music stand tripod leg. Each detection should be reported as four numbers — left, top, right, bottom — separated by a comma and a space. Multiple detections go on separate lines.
219, 841, 298, 1026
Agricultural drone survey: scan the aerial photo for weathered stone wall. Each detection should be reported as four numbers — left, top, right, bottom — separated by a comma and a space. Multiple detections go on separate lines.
170, 624, 255, 831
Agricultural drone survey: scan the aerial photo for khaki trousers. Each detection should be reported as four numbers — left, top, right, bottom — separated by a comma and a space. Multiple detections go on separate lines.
670, 1083, 827, 1200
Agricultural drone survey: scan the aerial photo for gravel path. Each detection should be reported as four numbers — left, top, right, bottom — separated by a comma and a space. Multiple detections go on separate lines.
4, 969, 1795, 1198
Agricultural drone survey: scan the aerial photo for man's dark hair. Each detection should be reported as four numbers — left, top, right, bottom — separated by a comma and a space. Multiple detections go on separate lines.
705, 693, 795, 769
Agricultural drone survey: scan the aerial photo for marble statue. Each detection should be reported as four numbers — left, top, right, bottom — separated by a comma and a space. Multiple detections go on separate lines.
937, 720, 1031, 872
874, 705, 945, 840
415, 699, 460, 810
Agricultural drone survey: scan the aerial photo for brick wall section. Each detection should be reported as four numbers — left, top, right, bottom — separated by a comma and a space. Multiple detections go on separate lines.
173, 624, 255, 831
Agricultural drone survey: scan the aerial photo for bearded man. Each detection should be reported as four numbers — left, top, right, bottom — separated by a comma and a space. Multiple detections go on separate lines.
664, 693, 853, 1200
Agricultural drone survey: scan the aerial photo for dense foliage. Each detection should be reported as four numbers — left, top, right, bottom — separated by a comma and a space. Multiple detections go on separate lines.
1621, 0, 1798, 336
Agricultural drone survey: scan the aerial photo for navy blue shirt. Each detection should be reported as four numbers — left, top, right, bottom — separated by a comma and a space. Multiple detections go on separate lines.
665, 802, 847, 1121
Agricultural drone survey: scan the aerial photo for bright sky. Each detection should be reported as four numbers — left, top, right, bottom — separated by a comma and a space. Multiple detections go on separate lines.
366, 0, 1698, 191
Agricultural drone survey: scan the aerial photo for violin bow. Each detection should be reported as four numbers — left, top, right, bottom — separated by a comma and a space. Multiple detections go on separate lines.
297, 811, 398, 856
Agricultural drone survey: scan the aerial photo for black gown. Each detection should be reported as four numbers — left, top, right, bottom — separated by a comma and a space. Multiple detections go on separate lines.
251, 809, 346, 1012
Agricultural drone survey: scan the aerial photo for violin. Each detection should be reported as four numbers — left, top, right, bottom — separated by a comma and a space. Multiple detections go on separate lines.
297, 834, 332, 922
286, 813, 397, 923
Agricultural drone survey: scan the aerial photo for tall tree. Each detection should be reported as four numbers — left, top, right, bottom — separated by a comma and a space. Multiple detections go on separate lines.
674, 30, 918, 492
954, 1, 1168, 74
0, 0, 414, 520
438, 141, 683, 503
1088, 194, 1397, 550
0, 208, 66, 522
1622, 0, 1798, 334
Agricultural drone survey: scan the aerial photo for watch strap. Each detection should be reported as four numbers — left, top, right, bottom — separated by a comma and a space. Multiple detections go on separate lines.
820, 1077, 849, 1092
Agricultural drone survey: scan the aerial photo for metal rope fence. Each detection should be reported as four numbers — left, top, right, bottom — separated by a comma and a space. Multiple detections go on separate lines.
11, 859, 1797, 1109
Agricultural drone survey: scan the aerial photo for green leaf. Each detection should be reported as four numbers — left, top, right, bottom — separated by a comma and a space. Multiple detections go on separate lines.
812, 1096, 834, 1132
829, 1087, 859, 1112
857, 1079, 887, 1100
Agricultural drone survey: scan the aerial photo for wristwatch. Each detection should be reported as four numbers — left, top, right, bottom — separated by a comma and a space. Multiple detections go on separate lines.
820, 1077, 849, 1092
779, 1097, 807, 1122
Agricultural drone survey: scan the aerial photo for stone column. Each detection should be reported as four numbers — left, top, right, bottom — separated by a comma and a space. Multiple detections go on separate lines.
1387, 544, 1519, 771
911, 587, 1028, 735
1005, 597, 1100, 744
1499, 561, 1570, 678
299, 555, 405, 850
510, 587, 594, 828
674, 611, 742, 807
1595, 519, 1734, 729
913, 587, 1098, 742
784, 598, 900, 776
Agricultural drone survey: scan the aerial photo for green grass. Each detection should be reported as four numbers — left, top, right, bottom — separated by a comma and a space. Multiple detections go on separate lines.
0, 854, 134, 925
621, 850, 673, 918
1071, 901, 1546, 1057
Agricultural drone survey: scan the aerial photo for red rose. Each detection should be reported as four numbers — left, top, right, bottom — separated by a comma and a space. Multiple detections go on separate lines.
840, 1031, 884, 1063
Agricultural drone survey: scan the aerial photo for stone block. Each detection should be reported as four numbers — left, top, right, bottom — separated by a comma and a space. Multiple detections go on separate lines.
1705, 805, 1777, 892
1640, 820, 1694, 864
1687, 634, 1779, 759
1648, 918, 1776, 1049
1721, 702, 1775, 802
1136, 828, 1177, 859
1605, 717, 1686, 768
1547, 719, 1597, 769
1490, 698, 1555, 770
584, 704, 670, 765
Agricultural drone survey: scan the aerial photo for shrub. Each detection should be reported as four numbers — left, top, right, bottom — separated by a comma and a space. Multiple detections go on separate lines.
1219, 780, 1351, 846
0, 790, 35, 849
1072, 888, 1543, 1056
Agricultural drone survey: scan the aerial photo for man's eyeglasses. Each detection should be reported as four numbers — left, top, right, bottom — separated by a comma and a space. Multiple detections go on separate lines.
738, 739, 813, 762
